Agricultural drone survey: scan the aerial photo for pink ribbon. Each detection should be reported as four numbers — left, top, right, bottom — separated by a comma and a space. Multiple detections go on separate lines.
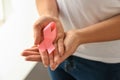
38, 22, 57, 54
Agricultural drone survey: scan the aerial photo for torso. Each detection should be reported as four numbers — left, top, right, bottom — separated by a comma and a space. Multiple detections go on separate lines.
57, 0, 120, 63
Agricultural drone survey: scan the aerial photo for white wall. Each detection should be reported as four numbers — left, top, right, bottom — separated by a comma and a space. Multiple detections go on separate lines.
0, 0, 41, 80
3, 0, 12, 20
0, 0, 4, 21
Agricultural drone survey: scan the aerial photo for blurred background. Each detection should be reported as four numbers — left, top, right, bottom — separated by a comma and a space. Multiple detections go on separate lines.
0, 0, 49, 80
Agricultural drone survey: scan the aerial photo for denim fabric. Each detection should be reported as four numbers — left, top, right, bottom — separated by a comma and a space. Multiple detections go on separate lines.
48, 56, 120, 80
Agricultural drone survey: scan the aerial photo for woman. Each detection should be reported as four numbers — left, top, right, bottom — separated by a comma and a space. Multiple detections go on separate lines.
22, 0, 120, 80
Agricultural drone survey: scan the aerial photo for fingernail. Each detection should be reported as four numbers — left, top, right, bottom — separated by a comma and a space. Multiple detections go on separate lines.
50, 67, 54, 71
44, 65, 48, 68
51, 67, 56, 71
51, 64, 59, 71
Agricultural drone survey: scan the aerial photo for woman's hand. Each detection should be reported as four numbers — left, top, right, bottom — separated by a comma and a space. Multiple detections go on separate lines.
22, 46, 41, 62
51, 30, 81, 70
23, 15, 65, 68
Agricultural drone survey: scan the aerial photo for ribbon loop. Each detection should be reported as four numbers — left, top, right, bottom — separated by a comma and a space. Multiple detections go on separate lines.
39, 22, 57, 54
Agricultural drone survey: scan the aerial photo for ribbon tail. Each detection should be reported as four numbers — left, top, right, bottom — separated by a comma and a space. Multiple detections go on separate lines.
47, 44, 55, 54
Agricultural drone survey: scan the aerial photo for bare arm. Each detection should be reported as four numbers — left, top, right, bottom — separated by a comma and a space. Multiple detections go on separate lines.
36, 0, 59, 17
32, 0, 64, 69
76, 15, 120, 44
53, 14, 120, 68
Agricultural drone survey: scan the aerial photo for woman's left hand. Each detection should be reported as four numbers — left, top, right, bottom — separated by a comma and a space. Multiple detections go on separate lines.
51, 30, 81, 70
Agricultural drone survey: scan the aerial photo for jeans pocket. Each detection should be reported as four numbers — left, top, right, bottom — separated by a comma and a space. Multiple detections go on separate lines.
64, 56, 76, 72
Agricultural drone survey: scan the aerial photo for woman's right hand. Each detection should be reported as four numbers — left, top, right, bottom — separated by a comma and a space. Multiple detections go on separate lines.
23, 15, 65, 68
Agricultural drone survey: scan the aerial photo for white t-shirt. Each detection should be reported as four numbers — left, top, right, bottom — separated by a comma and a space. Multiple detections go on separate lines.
57, 0, 120, 63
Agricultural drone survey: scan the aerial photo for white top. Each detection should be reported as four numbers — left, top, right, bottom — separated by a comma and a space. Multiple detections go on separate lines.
57, 0, 120, 63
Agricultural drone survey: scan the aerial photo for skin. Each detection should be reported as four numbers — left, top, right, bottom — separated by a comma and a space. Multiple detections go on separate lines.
33, 16, 64, 69
22, 0, 65, 70
22, 0, 120, 70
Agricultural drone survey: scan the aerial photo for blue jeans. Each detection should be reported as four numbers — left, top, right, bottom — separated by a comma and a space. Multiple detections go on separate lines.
48, 56, 120, 80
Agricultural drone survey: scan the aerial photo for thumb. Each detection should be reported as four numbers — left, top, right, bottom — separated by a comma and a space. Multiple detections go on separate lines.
34, 31, 42, 45
57, 38, 65, 56
33, 24, 44, 45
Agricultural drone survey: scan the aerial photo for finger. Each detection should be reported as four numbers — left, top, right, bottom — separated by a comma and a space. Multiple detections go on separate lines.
33, 28, 42, 45
33, 17, 51, 45
57, 38, 64, 56
33, 19, 43, 45
49, 53, 54, 68
24, 46, 39, 52
22, 51, 40, 56
25, 55, 42, 62
40, 50, 49, 67
57, 50, 74, 67
50, 44, 60, 70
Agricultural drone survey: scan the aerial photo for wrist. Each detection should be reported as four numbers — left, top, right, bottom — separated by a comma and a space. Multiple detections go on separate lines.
38, 15, 60, 25
40, 14, 58, 19
75, 29, 85, 45
36, 0, 59, 18
40, 13, 59, 19
67, 29, 82, 46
